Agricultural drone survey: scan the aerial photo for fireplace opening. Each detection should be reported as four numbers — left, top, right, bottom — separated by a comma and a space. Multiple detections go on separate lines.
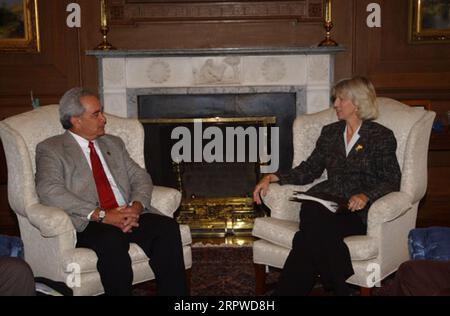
138, 93, 296, 236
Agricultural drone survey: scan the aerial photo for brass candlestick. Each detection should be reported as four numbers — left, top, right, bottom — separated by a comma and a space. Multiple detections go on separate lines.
318, 0, 338, 47
95, 0, 116, 50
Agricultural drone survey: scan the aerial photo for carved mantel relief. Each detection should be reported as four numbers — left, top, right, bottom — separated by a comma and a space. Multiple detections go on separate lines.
261, 57, 287, 82
88, 46, 344, 117
147, 60, 171, 84
193, 57, 241, 85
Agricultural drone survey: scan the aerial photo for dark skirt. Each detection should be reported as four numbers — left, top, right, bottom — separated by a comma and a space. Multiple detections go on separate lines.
274, 201, 367, 295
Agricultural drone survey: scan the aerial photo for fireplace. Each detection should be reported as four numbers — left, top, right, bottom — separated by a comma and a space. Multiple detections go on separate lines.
143, 116, 274, 235
87, 46, 343, 235
138, 92, 295, 235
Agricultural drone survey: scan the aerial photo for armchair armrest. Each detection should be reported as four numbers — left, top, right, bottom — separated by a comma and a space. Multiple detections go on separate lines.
151, 186, 182, 218
25, 203, 75, 238
367, 191, 412, 227
261, 183, 307, 222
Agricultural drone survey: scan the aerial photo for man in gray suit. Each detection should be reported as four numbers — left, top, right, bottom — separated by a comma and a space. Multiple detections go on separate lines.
35, 88, 187, 296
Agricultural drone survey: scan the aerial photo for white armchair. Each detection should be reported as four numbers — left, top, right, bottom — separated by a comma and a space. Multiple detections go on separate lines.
0, 104, 192, 296
252, 97, 435, 295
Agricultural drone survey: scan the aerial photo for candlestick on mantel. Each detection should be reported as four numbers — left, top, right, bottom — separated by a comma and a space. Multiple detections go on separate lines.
319, 0, 338, 47
95, 0, 116, 50
100, 0, 107, 28
325, 0, 332, 23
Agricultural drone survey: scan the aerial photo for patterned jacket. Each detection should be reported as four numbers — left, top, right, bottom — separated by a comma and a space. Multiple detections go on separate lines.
276, 120, 401, 223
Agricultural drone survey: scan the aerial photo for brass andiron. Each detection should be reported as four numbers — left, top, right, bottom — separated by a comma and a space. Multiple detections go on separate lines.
95, 0, 116, 50
318, 0, 338, 47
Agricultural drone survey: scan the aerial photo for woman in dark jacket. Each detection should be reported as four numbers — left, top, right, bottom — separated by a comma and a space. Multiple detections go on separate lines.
253, 76, 401, 295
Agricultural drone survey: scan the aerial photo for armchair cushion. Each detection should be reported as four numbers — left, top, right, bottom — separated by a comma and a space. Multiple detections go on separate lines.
62, 224, 192, 274
367, 191, 412, 227
253, 239, 291, 269
261, 184, 301, 222
26, 203, 74, 238
343, 235, 378, 261
151, 186, 182, 218
25, 188, 182, 238
252, 217, 298, 249
62, 243, 157, 275
179, 224, 192, 247
408, 227, 450, 261
253, 217, 379, 261
0, 235, 24, 258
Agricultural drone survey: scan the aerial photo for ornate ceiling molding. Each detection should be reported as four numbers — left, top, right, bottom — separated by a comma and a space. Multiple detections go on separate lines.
108, 0, 323, 24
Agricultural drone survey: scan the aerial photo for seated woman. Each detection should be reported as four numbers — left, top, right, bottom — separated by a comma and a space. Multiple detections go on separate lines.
253, 76, 401, 296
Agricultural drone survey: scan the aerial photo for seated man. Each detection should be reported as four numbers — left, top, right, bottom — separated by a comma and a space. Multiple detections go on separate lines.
35, 88, 187, 296
0, 257, 35, 296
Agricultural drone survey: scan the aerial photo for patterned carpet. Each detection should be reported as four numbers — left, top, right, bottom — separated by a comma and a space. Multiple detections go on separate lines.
132, 244, 391, 296
190, 245, 280, 296
132, 245, 279, 296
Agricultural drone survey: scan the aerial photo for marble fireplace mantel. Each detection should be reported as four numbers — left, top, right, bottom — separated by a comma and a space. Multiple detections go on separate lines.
87, 47, 345, 118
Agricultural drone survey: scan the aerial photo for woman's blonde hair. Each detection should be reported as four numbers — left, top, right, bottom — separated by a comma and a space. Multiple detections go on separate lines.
332, 76, 378, 120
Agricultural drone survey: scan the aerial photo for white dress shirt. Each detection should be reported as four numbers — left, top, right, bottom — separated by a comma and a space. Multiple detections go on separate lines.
343, 124, 362, 157
69, 131, 126, 218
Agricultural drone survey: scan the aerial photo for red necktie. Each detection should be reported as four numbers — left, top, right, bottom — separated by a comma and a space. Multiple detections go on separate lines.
88, 141, 119, 209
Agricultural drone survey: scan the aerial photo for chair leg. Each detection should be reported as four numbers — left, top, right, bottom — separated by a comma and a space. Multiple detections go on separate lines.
360, 286, 372, 296
254, 263, 266, 295
185, 268, 192, 295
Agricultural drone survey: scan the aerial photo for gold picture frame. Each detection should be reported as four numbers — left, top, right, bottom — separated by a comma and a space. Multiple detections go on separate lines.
409, 0, 450, 43
0, 0, 40, 52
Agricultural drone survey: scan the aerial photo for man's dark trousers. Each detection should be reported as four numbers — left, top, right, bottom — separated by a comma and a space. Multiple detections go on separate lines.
77, 213, 187, 296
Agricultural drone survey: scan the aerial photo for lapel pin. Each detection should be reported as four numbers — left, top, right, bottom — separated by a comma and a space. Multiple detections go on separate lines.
107, 151, 111, 155
355, 144, 363, 152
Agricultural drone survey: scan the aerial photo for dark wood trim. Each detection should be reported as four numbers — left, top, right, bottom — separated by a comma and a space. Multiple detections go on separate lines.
429, 128, 450, 151
254, 263, 266, 295
360, 287, 372, 296
185, 268, 192, 295
109, 0, 323, 24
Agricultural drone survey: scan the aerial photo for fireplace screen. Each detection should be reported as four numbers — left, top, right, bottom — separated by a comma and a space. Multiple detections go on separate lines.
141, 117, 275, 236
139, 93, 296, 236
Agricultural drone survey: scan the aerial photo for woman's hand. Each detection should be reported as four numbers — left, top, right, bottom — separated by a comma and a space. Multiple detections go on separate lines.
348, 193, 369, 212
253, 174, 279, 205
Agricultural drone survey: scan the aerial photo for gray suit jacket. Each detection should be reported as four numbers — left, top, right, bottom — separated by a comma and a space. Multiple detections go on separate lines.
35, 131, 160, 232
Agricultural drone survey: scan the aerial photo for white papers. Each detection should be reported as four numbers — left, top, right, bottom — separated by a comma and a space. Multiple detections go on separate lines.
291, 192, 339, 213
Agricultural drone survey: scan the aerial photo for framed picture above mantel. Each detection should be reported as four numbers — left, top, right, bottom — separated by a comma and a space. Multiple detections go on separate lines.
0, 0, 40, 52
409, 0, 450, 43
108, 0, 323, 24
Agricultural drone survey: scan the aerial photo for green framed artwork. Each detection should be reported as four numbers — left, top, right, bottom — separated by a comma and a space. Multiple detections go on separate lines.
0, 0, 40, 52
409, 0, 450, 43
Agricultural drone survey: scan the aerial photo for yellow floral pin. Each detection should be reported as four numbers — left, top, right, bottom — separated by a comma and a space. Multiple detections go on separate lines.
355, 144, 363, 152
